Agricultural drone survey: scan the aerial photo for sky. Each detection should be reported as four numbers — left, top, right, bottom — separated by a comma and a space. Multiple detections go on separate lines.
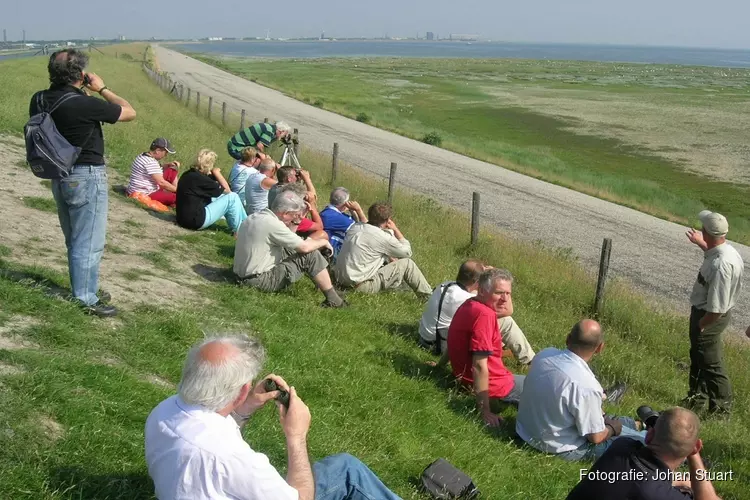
3, 0, 750, 50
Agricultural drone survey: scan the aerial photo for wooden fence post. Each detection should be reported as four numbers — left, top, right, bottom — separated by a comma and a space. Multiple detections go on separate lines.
594, 238, 613, 316
222, 102, 227, 126
186, 88, 191, 107
293, 128, 299, 155
470, 192, 480, 246
331, 143, 339, 185
240, 109, 246, 130
196, 92, 201, 113
208, 96, 213, 119
264, 117, 269, 123
387, 162, 397, 205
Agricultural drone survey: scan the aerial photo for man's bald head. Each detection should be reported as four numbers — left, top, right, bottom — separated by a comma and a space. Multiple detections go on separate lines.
649, 407, 700, 460
178, 335, 266, 411
567, 319, 603, 355
456, 259, 485, 287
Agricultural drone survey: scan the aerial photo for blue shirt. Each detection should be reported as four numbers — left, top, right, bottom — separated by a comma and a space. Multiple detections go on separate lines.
320, 205, 356, 256
228, 162, 257, 209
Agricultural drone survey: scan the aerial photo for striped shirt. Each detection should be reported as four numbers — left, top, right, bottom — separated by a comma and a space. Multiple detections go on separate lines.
227, 123, 276, 158
127, 153, 162, 195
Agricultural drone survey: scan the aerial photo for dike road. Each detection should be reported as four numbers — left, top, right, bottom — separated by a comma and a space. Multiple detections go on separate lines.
155, 45, 750, 336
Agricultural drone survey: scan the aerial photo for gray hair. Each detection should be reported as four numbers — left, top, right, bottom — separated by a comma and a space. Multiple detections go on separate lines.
178, 334, 266, 411
258, 158, 275, 173
478, 268, 514, 294
330, 187, 350, 206
271, 190, 306, 214
275, 121, 292, 134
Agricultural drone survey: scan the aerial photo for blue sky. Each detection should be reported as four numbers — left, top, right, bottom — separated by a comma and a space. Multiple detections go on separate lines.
3, 0, 749, 49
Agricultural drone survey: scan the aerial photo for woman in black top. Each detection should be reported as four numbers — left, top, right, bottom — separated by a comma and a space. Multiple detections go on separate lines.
176, 149, 247, 234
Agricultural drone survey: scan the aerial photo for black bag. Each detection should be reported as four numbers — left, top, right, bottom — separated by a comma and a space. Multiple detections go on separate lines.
24, 91, 83, 179
421, 458, 480, 499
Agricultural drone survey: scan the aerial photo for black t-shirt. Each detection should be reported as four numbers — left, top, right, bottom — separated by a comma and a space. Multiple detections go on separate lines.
176, 170, 224, 229
28, 84, 121, 166
567, 438, 692, 500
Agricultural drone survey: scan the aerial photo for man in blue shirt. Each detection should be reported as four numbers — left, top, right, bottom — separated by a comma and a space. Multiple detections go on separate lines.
320, 187, 368, 258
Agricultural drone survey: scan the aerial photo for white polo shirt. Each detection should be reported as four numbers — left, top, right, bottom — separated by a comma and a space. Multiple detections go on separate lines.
516, 348, 605, 454
145, 395, 298, 500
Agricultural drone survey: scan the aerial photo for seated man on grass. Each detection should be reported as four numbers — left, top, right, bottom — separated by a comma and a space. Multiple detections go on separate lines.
145, 334, 401, 500
126, 138, 180, 207
567, 407, 720, 500
233, 190, 346, 308
516, 319, 646, 461
421, 260, 535, 367
320, 187, 368, 258
268, 166, 317, 207
447, 268, 526, 427
276, 182, 328, 241
335, 202, 432, 298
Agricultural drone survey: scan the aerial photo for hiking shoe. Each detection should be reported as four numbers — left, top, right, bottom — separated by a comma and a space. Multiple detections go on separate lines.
604, 382, 628, 405
82, 303, 118, 318
321, 299, 349, 308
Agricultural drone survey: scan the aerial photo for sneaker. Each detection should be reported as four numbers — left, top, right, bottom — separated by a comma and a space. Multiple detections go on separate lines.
604, 382, 628, 405
321, 299, 349, 308
82, 303, 118, 318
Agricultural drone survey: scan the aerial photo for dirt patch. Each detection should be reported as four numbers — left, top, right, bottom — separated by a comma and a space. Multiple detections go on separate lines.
0, 315, 41, 350
37, 415, 65, 442
0, 361, 26, 375
144, 373, 173, 389
0, 135, 214, 310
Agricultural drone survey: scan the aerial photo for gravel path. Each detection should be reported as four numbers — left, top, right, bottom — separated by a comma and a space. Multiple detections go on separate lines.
155, 45, 750, 336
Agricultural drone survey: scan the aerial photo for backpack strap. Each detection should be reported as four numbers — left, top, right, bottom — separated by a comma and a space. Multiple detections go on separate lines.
434, 282, 458, 353
48, 92, 81, 114
37, 90, 81, 115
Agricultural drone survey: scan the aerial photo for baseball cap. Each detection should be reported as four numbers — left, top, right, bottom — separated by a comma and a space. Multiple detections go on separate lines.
698, 210, 729, 237
150, 138, 175, 154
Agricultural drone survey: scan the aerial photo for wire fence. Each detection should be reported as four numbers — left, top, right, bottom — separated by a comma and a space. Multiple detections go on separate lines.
142, 64, 271, 134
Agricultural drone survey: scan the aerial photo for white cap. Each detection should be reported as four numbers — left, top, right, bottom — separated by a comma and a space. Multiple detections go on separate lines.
698, 210, 729, 237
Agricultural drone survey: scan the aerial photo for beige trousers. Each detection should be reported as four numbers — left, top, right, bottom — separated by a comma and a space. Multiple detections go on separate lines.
355, 259, 432, 296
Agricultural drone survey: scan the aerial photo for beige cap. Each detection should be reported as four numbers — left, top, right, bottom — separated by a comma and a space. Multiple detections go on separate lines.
699, 210, 729, 237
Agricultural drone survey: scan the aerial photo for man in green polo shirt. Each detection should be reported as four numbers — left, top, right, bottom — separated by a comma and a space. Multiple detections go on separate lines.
685, 210, 743, 415
227, 121, 292, 161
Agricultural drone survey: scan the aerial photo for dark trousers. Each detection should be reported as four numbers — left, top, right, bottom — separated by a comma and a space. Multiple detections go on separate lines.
688, 306, 732, 411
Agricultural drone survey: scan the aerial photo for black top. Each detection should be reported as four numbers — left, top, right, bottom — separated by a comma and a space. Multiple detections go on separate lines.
28, 84, 121, 166
176, 170, 224, 229
567, 438, 692, 500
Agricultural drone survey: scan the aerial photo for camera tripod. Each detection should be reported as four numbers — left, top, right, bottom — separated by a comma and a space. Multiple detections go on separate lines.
279, 137, 302, 169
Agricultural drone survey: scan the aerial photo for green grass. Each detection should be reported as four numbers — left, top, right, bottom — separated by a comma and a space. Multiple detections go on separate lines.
188, 54, 750, 244
1, 46, 749, 499
22, 196, 57, 213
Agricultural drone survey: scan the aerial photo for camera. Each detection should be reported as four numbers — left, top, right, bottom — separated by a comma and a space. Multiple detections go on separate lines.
83, 74, 91, 86
636, 405, 660, 429
281, 134, 293, 145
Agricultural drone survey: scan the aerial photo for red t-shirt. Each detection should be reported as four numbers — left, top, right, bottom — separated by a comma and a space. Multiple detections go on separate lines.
447, 298, 515, 398
296, 218, 314, 233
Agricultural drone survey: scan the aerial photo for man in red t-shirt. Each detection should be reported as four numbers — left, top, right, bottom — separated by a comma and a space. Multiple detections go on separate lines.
447, 268, 525, 427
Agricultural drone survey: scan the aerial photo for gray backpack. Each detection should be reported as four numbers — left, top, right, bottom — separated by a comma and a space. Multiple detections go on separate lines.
24, 91, 84, 179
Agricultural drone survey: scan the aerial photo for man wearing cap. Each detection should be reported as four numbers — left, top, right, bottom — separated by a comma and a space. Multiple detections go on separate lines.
126, 138, 180, 207
685, 210, 743, 415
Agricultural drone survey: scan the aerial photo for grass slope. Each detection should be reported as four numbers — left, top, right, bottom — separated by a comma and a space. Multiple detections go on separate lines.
0, 45, 748, 499
187, 54, 750, 245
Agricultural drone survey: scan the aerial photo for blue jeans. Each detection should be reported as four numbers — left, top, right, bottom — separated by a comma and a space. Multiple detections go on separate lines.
199, 192, 247, 233
51, 165, 108, 306
557, 417, 647, 461
313, 453, 402, 500
490, 375, 526, 410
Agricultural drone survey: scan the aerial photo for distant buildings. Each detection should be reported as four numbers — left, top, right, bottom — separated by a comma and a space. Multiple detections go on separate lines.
449, 34, 478, 41
426, 32, 434, 41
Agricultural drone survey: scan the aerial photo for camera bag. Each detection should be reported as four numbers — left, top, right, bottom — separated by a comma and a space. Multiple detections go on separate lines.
421, 458, 480, 499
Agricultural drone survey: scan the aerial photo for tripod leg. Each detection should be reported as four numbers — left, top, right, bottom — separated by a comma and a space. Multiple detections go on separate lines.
280, 148, 289, 166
